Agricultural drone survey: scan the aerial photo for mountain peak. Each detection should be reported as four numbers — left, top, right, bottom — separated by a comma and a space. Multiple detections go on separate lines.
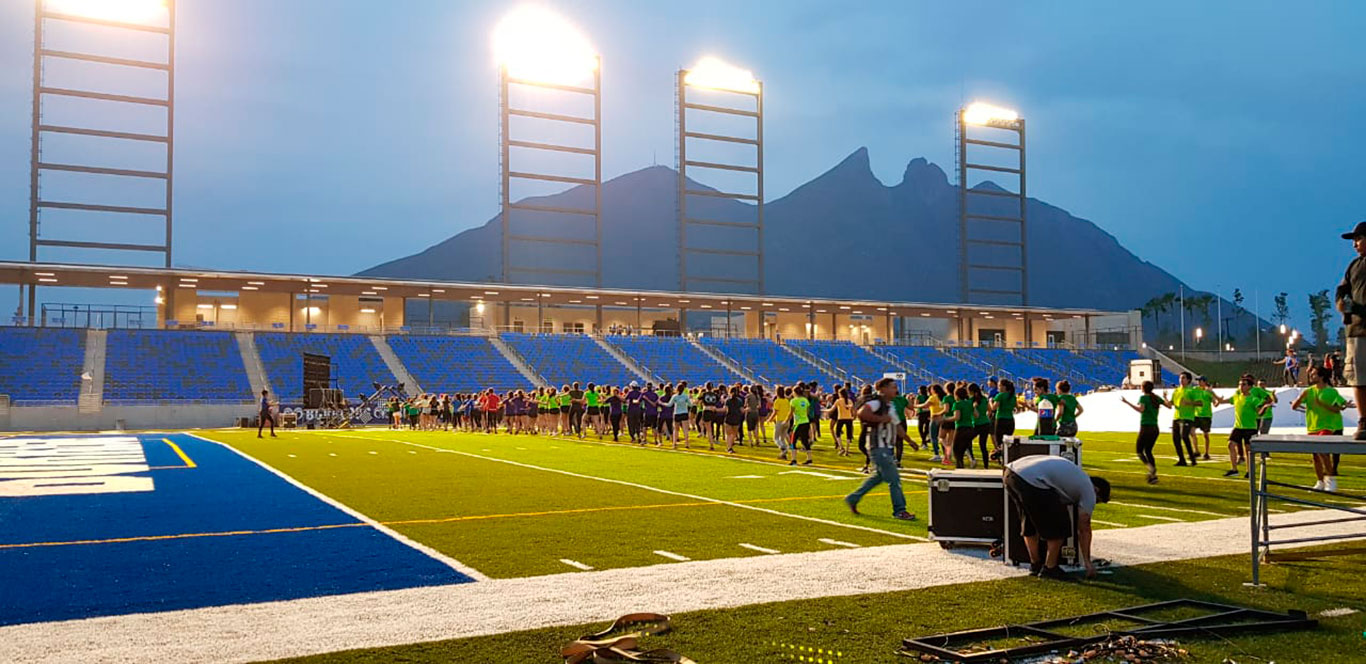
834, 146, 872, 174
900, 157, 949, 189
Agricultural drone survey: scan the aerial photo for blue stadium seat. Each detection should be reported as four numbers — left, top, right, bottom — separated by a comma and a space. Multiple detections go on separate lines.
698, 337, 825, 387
0, 327, 84, 405
256, 333, 396, 402
879, 345, 983, 384
606, 335, 742, 385
103, 330, 252, 404
388, 335, 529, 393
784, 340, 899, 386
500, 333, 637, 387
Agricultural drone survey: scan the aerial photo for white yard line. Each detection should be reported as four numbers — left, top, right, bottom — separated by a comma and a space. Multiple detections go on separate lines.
1108, 501, 1230, 517
818, 538, 860, 548
1, 509, 1364, 664
339, 433, 928, 542
1091, 519, 1127, 528
183, 433, 488, 582
738, 543, 780, 554
653, 550, 690, 562
559, 559, 594, 571
1134, 514, 1183, 522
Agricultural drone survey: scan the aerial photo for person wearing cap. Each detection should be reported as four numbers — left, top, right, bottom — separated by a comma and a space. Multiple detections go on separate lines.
1337, 220, 1366, 440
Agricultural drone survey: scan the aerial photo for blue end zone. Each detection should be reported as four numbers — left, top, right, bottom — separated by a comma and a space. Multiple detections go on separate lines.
0, 433, 473, 626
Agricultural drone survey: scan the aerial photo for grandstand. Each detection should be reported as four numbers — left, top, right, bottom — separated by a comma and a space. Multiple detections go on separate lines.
698, 337, 826, 386
784, 339, 902, 385
255, 332, 396, 401
103, 330, 251, 404
500, 332, 637, 387
606, 335, 741, 385
0, 326, 85, 405
879, 344, 983, 384
388, 335, 529, 394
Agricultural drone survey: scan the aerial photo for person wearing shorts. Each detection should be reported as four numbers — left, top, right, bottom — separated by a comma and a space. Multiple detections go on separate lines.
745, 385, 765, 446
557, 386, 572, 435
788, 385, 813, 465
606, 387, 624, 442
1004, 455, 1109, 580
1292, 365, 1351, 492
585, 383, 601, 437
833, 388, 855, 458
1225, 375, 1270, 477
667, 381, 691, 449
914, 385, 931, 450
1188, 377, 1215, 459
1055, 380, 1082, 438
700, 383, 721, 446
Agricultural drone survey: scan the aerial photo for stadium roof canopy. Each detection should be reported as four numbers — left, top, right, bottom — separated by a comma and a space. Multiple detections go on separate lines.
0, 261, 1123, 320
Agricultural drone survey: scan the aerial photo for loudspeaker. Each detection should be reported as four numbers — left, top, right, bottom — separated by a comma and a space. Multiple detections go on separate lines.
302, 352, 331, 407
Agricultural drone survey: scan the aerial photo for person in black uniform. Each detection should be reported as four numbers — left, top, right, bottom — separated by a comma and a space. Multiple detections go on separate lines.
257, 389, 277, 438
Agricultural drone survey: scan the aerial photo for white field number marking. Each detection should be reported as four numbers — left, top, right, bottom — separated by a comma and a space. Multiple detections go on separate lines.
779, 470, 858, 481
0, 436, 152, 497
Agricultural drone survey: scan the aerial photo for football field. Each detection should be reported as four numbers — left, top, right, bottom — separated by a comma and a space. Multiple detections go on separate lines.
2, 426, 1363, 663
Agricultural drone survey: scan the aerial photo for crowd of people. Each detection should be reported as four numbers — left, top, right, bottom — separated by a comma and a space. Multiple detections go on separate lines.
377, 376, 1092, 472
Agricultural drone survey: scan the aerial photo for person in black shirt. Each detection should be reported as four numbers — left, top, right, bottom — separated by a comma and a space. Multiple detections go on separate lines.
724, 385, 745, 453
257, 389, 277, 438
1336, 221, 1366, 439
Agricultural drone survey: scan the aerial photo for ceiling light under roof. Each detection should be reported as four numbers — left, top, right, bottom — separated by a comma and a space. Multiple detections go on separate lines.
241, 286, 258, 291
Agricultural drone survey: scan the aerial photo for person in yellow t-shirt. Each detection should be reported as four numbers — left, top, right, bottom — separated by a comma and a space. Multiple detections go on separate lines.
770, 386, 794, 461
925, 384, 945, 463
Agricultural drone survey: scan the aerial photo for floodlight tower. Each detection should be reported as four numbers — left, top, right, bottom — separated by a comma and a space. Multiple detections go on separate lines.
495, 7, 602, 290
28, 0, 175, 322
957, 102, 1027, 306
677, 57, 764, 295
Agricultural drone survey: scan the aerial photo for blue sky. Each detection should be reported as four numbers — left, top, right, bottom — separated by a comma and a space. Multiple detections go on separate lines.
0, 0, 1361, 328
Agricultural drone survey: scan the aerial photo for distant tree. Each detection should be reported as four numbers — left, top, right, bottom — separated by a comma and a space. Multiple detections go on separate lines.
1308, 290, 1333, 352
1142, 292, 1175, 343
1230, 289, 1244, 343
1273, 292, 1291, 330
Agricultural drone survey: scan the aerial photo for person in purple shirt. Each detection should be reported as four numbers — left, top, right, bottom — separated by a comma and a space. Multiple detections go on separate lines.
606, 387, 625, 442
625, 382, 644, 444
642, 383, 660, 446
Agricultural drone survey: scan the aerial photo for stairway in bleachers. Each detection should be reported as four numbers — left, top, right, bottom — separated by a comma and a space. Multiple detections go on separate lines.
605, 335, 741, 386
389, 335, 534, 394
501, 333, 637, 387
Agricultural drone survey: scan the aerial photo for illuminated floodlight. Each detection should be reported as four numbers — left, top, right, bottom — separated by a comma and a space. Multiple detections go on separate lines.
962, 101, 1019, 127
684, 56, 760, 94
493, 5, 597, 85
46, 0, 168, 23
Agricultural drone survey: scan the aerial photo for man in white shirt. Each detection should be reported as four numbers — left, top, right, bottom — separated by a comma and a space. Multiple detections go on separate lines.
844, 378, 916, 521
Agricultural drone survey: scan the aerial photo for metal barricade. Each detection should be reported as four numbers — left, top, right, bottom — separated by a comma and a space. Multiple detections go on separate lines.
1248, 435, 1366, 586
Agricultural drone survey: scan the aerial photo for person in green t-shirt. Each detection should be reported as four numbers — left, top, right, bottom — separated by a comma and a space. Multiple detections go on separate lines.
939, 382, 959, 466
788, 385, 814, 466
1188, 377, 1216, 460
1165, 372, 1200, 466
1251, 379, 1278, 434
987, 378, 1019, 463
941, 386, 978, 468
913, 386, 932, 450
890, 391, 917, 464
585, 383, 603, 438
1292, 365, 1355, 491
1031, 378, 1063, 436
1121, 380, 1168, 484
970, 383, 993, 468
1056, 380, 1083, 438
1224, 375, 1271, 477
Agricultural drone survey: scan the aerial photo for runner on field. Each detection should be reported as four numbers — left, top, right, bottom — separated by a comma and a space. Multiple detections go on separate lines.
1167, 372, 1200, 466
668, 381, 692, 449
1253, 379, 1278, 435
926, 384, 945, 463
1189, 376, 1216, 460
1224, 375, 1270, 477
844, 377, 917, 521
833, 388, 855, 458
1120, 380, 1167, 484
770, 385, 793, 459
789, 385, 814, 466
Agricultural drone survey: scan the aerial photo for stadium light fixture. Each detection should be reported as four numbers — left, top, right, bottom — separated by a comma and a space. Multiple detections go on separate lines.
683, 56, 760, 94
1195, 327, 1204, 340
1279, 324, 1287, 334
45, 0, 167, 23
493, 5, 598, 86
962, 101, 1020, 128
476, 302, 486, 315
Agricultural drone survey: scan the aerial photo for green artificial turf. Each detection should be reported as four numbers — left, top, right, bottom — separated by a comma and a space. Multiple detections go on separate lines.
268, 545, 1366, 664
204, 426, 1360, 580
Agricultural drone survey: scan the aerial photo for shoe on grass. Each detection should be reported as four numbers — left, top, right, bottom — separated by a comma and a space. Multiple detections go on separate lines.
844, 498, 859, 515
1202, 454, 1211, 461
928, 455, 941, 463
802, 460, 814, 466
893, 511, 916, 521
1029, 561, 1044, 576
1223, 469, 1239, 477
1175, 461, 1187, 467
1038, 566, 1074, 582
789, 460, 797, 466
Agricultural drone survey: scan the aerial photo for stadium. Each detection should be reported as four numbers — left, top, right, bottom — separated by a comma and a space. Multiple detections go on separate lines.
1, 2, 1363, 663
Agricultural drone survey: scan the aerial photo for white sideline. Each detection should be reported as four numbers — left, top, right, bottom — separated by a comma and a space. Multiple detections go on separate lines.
1, 509, 1363, 664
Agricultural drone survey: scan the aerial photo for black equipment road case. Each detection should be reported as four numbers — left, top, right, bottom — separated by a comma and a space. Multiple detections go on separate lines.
927, 469, 1005, 549
1001, 435, 1082, 466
